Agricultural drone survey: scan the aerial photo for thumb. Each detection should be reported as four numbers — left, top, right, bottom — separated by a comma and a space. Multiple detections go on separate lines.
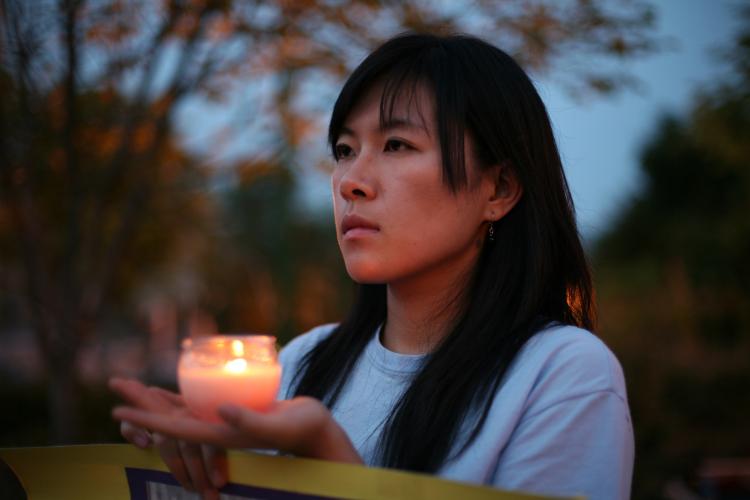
217, 405, 243, 426
217, 405, 279, 448
218, 405, 268, 433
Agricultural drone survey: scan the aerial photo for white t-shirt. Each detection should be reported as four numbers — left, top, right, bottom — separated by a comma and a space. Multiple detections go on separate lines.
278, 323, 634, 500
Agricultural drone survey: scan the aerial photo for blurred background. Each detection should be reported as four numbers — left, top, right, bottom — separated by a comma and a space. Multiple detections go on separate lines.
0, 1, 748, 498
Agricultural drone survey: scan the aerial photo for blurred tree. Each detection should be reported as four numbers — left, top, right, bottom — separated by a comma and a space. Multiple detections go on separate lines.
0, 81, 216, 442
0, 0, 661, 443
204, 164, 351, 342
593, 10, 750, 499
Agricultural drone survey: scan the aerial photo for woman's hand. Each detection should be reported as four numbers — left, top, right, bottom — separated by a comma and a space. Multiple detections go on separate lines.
109, 377, 363, 488
110, 378, 227, 499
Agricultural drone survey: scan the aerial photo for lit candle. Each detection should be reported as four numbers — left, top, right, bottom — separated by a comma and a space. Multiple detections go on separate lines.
178, 335, 281, 422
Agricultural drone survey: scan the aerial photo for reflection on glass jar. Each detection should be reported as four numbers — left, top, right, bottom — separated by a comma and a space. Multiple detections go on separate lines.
178, 335, 281, 422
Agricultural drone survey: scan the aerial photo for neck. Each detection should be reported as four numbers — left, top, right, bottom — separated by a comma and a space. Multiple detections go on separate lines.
382, 251, 479, 355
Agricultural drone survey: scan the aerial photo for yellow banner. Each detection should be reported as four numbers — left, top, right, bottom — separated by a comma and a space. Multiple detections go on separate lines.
0, 444, 572, 500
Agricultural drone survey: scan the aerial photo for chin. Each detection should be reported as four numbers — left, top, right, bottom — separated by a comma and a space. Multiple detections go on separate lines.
344, 260, 388, 284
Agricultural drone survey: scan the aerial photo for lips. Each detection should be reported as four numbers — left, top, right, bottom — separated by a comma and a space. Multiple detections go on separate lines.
341, 214, 380, 236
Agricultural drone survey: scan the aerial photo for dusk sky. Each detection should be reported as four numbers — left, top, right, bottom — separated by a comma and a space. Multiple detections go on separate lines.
542, 0, 744, 242
177, 1, 745, 243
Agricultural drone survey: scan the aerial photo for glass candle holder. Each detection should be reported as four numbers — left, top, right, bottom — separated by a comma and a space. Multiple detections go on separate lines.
178, 335, 281, 422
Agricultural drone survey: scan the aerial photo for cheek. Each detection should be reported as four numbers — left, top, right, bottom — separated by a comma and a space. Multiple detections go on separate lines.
330, 169, 342, 191
330, 174, 343, 219
394, 190, 484, 254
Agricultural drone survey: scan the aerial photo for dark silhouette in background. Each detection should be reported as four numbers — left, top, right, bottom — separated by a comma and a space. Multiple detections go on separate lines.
593, 12, 750, 498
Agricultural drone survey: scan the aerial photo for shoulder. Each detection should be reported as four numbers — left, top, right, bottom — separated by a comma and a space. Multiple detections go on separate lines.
279, 323, 339, 371
277, 323, 338, 400
484, 325, 634, 498
509, 323, 629, 417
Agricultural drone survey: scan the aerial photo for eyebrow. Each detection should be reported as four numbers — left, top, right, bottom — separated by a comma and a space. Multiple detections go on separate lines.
339, 116, 430, 138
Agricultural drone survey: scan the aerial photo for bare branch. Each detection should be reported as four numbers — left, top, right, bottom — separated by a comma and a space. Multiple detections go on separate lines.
61, 0, 83, 346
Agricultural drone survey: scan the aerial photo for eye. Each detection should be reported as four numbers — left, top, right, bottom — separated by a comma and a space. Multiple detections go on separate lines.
334, 143, 354, 160
384, 139, 412, 153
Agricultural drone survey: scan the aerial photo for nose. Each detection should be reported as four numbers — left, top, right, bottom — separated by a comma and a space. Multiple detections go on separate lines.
337, 154, 376, 201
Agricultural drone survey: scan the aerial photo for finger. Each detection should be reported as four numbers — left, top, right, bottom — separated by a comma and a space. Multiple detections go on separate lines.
150, 387, 185, 407
202, 445, 228, 489
113, 406, 243, 449
109, 378, 175, 413
152, 432, 194, 492
178, 440, 216, 497
120, 420, 152, 449
202, 489, 220, 500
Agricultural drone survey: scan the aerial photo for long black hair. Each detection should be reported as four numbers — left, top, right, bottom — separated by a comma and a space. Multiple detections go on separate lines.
292, 33, 594, 473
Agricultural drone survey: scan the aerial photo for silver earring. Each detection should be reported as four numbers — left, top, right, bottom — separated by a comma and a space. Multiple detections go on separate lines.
488, 223, 495, 242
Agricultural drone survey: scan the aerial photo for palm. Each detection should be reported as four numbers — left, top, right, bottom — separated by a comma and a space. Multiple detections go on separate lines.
110, 378, 357, 461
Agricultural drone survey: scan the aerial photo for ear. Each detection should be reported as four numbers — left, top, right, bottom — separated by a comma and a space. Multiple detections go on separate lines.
482, 162, 522, 222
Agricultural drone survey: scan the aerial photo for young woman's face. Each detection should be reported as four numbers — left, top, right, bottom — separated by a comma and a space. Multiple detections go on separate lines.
331, 83, 498, 287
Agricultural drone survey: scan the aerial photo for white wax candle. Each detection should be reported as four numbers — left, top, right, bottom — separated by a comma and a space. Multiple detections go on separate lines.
178, 336, 281, 422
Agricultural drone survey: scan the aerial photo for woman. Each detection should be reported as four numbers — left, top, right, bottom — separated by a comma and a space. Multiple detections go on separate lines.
111, 33, 634, 499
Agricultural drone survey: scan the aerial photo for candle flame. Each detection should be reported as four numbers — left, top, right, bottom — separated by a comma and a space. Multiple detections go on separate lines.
225, 358, 248, 374
231, 340, 244, 357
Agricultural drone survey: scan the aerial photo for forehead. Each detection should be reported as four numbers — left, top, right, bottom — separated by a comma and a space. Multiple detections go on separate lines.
341, 80, 435, 134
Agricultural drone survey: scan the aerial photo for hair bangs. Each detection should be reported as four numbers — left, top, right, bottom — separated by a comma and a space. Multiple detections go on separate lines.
328, 36, 469, 192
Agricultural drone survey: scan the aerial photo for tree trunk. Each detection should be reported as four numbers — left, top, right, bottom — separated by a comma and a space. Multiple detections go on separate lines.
47, 361, 81, 444
42, 313, 83, 444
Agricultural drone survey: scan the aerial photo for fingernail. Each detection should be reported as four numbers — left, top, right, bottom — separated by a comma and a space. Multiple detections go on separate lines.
134, 433, 150, 448
112, 406, 128, 419
211, 470, 226, 488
